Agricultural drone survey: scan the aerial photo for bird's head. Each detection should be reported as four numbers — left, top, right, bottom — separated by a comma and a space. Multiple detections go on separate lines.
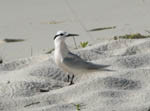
54, 31, 79, 41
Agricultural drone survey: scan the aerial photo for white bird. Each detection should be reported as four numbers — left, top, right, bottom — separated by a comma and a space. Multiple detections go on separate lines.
54, 31, 111, 85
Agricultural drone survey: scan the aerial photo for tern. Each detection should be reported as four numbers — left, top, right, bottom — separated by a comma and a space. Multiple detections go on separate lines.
54, 31, 111, 85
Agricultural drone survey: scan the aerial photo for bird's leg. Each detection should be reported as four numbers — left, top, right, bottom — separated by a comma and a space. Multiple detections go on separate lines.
69, 74, 74, 85
67, 74, 70, 82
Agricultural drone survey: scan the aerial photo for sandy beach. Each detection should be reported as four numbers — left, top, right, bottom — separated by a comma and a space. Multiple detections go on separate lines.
0, 0, 150, 61
0, 0, 150, 111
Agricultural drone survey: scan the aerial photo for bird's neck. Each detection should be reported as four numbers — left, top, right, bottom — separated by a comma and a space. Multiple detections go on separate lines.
55, 39, 69, 57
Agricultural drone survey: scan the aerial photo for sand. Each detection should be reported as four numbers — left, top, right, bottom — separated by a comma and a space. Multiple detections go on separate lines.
1, 0, 150, 111
0, 0, 150, 61
0, 38, 150, 111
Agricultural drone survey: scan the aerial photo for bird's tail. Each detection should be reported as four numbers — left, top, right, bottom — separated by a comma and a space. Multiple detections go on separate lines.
97, 68, 115, 71
88, 64, 114, 72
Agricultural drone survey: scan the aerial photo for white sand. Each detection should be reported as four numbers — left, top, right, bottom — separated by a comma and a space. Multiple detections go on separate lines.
0, 38, 150, 111
0, 0, 150, 60
0, 0, 150, 111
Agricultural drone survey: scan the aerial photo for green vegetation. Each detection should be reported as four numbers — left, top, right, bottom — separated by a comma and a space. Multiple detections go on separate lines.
88, 26, 116, 32
75, 104, 81, 111
114, 33, 150, 40
80, 41, 88, 48
72, 103, 85, 111
4, 38, 25, 43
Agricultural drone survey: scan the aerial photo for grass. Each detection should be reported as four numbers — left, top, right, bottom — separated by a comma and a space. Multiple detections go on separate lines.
75, 104, 81, 111
114, 33, 150, 40
4, 38, 25, 43
88, 26, 116, 32
72, 103, 85, 111
80, 41, 88, 48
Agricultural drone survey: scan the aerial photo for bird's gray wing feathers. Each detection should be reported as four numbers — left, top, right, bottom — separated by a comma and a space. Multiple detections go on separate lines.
63, 52, 110, 70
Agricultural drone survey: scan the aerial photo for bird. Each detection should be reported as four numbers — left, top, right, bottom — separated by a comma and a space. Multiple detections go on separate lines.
53, 31, 111, 85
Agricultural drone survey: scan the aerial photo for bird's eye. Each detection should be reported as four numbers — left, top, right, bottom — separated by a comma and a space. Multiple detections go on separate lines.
60, 33, 64, 36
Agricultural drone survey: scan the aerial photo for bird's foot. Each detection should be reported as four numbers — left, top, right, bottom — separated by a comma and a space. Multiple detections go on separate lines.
69, 75, 74, 85
69, 81, 74, 85
67, 75, 70, 82
67, 74, 75, 85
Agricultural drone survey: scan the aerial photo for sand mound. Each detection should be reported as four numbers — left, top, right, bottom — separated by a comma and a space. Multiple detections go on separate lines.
0, 39, 150, 111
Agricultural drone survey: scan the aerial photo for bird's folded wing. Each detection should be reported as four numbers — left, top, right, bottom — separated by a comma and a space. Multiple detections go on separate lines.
63, 52, 110, 70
